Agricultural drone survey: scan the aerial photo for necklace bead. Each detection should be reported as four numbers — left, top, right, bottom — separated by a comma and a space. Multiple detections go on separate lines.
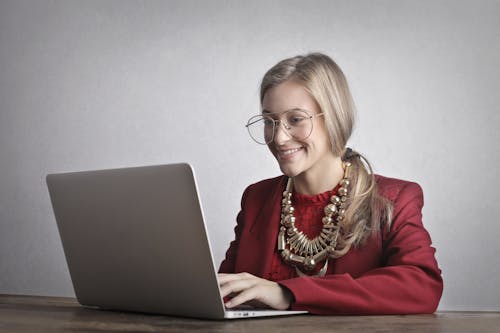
324, 204, 337, 215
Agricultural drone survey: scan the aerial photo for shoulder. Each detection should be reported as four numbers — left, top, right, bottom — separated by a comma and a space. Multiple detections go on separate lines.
244, 175, 286, 193
240, 175, 286, 202
375, 175, 424, 229
375, 174, 423, 205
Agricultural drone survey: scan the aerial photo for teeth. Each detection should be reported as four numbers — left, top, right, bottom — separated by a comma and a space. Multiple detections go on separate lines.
281, 147, 302, 156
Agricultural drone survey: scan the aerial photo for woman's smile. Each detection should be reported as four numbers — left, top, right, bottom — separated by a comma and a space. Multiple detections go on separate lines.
277, 146, 304, 160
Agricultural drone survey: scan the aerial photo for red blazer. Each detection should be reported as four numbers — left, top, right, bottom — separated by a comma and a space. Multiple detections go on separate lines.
219, 175, 443, 315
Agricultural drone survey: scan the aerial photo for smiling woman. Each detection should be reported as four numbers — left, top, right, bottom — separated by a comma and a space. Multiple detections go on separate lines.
217, 53, 443, 315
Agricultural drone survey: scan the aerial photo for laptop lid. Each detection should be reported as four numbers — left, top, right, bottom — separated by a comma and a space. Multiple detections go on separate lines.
47, 163, 228, 319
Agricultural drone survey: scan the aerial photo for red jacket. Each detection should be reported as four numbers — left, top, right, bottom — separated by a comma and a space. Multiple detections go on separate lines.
219, 175, 443, 314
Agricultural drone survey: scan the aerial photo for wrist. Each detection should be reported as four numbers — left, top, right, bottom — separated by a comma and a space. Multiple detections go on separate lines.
278, 284, 294, 310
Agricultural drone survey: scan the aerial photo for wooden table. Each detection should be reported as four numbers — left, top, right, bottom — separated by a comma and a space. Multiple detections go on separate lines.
1, 294, 499, 333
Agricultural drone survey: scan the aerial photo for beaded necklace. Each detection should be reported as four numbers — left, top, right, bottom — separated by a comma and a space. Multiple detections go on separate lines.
277, 162, 351, 276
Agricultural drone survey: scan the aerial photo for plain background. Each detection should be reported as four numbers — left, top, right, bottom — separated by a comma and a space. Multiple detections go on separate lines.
1, 0, 499, 311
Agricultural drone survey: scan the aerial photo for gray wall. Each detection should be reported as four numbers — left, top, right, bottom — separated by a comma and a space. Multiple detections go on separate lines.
1, 0, 499, 311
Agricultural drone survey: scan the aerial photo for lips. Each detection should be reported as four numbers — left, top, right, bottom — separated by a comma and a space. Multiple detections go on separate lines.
277, 146, 304, 159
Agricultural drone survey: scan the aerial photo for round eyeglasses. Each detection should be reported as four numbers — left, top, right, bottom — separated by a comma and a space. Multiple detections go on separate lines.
245, 109, 324, 145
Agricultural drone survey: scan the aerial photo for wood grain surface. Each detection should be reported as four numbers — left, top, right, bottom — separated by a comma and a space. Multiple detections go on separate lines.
1, 294, 498, 333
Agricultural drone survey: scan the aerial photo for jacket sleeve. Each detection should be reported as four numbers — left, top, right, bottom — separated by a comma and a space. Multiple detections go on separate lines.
278, 182, 443, 315
218, 187, 249, 274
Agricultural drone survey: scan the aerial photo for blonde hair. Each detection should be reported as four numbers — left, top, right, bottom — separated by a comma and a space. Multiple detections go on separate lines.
260, 53, 392, 257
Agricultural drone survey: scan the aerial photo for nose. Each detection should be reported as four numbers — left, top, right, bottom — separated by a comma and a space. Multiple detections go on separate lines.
272, 121, 291, 144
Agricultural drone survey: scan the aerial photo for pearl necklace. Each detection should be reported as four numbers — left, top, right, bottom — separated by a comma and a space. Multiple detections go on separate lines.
277, 162, 351, 276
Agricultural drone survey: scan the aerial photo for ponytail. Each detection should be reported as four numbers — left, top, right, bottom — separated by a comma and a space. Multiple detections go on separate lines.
330, 148, 393, 258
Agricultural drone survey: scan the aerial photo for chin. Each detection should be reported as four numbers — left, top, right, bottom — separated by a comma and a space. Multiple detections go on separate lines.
278, 164, 302, 178
273, 151, 304, 177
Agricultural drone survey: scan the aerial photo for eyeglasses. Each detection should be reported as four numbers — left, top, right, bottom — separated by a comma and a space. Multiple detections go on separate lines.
245, 109, 324, 145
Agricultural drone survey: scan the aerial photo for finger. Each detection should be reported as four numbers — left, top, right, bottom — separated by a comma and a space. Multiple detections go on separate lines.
217, 273, 240, 285
226, 281, 291, 310
219, 277, 258, 298
224, 287, 258, 309
217, 272, 254, 286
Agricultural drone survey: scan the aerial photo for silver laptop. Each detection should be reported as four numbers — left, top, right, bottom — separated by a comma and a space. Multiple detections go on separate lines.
46, 163, 306, 319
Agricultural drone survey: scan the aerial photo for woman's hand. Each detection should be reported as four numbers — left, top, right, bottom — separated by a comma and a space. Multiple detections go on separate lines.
217, 272, 293, 310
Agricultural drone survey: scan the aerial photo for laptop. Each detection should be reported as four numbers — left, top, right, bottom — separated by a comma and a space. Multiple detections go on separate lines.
46, 163, 307, 319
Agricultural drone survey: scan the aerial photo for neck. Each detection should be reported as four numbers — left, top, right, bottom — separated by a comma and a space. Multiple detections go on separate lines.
292, 156, 344, 195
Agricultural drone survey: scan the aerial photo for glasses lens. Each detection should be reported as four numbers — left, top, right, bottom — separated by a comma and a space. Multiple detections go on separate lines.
246, 116, 274, 145
284, 109, 313, 140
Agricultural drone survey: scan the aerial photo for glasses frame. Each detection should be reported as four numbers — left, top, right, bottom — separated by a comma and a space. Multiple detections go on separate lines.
245, 109, 324, 145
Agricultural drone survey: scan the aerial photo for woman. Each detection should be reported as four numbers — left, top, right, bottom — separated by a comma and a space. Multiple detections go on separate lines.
218, 53, 443, 315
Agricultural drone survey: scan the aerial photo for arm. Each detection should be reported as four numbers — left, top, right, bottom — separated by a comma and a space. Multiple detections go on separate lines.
279, 182, 443, 314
